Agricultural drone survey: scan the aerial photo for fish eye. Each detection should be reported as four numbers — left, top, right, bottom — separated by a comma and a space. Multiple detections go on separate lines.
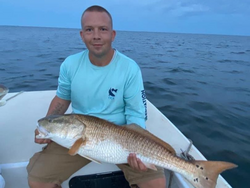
49, 119, 53, 123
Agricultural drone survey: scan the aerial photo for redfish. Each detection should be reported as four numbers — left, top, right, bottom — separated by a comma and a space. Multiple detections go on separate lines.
37, 114, 237, 188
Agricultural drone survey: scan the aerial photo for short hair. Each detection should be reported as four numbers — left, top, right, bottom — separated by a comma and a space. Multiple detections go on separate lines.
81, 5, 113, 29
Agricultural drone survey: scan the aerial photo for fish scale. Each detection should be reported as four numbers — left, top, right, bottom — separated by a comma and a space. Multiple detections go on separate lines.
76, 116, 210, 179
82, 117, 169, 164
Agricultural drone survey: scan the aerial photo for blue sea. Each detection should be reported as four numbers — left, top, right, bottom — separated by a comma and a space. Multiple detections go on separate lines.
0, 26, 250, 188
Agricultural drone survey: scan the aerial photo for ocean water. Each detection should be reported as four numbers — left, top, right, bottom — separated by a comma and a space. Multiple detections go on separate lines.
0, 26, 250, 187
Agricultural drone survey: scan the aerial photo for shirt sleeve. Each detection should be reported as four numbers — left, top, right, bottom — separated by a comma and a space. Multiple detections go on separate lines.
56, 60, 71, 101
124, 67, 147, 129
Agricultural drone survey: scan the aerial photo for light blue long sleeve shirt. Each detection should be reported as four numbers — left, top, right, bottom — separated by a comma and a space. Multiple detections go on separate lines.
56, 50, 147, 128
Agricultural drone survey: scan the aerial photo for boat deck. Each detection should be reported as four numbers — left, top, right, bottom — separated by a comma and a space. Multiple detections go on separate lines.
0, 91, 231, 188
2, 164, 180, 188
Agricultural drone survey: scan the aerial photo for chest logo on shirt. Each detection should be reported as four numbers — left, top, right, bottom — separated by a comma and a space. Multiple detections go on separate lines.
109, 88, 118, 99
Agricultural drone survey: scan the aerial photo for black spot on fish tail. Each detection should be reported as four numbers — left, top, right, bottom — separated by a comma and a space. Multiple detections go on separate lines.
193, 178, 199, 182
185, 160, 237, 188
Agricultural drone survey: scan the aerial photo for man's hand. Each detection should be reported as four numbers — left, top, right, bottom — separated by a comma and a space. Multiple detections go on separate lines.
34, 129, 52, 144
127, 153, 147, 171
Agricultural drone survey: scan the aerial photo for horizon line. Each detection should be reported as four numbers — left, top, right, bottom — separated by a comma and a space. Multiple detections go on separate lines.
1, 24, 249, 37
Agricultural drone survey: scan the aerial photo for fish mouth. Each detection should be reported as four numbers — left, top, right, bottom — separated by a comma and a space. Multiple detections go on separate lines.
36, 123, 50, 138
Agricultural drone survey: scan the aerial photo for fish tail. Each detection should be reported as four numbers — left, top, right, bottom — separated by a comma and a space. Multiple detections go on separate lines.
186, 160, 237, 188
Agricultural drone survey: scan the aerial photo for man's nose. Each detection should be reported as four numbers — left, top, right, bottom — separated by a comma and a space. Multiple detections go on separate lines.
93, 29, 101, 39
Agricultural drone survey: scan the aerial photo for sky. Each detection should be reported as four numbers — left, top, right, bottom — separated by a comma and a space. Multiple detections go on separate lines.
1, 0, 250, 36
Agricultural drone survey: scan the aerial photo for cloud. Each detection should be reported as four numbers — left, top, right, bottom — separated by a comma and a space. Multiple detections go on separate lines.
129, 0, 210, 18
147, 0, 250, 17
199, 0, 250, 15
168, 3, 209, 17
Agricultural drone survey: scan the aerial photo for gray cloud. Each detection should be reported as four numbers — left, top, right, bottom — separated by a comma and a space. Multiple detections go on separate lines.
144, 0, 250, 17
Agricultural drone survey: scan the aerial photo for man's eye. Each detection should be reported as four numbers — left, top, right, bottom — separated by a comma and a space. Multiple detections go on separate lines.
101, 28, 107, 31
86, 28, 92, 32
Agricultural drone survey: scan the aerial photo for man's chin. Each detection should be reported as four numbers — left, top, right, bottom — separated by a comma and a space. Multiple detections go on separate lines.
89, 51, 106, 59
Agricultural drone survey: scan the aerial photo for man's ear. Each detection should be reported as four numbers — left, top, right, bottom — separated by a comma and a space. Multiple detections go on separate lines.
80, 30, 85, 43
112, 30, 116, 42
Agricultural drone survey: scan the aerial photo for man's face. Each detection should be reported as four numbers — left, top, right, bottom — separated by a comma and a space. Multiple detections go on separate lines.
80, 11, 116, 59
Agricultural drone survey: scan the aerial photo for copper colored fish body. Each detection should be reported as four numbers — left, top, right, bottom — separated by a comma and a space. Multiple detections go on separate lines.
37, 114, 237, 188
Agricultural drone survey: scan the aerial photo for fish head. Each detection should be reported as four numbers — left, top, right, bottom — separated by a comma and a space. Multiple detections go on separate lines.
37, 115, 85, 140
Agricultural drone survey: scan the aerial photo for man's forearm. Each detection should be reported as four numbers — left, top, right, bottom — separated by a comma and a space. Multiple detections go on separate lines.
46, 96, 71, 116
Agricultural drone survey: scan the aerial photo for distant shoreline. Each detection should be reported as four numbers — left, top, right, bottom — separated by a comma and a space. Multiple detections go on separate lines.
1, 25, 249, 37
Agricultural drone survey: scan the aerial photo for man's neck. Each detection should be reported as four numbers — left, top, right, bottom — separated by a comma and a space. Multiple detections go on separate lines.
89, 49, 115, 67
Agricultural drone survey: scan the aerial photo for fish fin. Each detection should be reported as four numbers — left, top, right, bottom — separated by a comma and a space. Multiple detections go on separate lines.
144, 162, 158, 171
68, 137, 101, 164
68, 138, 85, 156
185, 160, 237, 188
124, 124, 176, 155
81, 155, 102, 164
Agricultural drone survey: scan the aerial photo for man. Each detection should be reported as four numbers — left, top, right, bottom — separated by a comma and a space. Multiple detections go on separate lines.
27, 5, 166, 188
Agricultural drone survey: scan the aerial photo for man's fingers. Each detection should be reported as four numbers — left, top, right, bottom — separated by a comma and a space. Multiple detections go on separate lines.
128, 153, 139, 169
128, 153, 148, 171
34, 129, 51, 144
35, 138, 51, 144
137, 158, 147, 171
